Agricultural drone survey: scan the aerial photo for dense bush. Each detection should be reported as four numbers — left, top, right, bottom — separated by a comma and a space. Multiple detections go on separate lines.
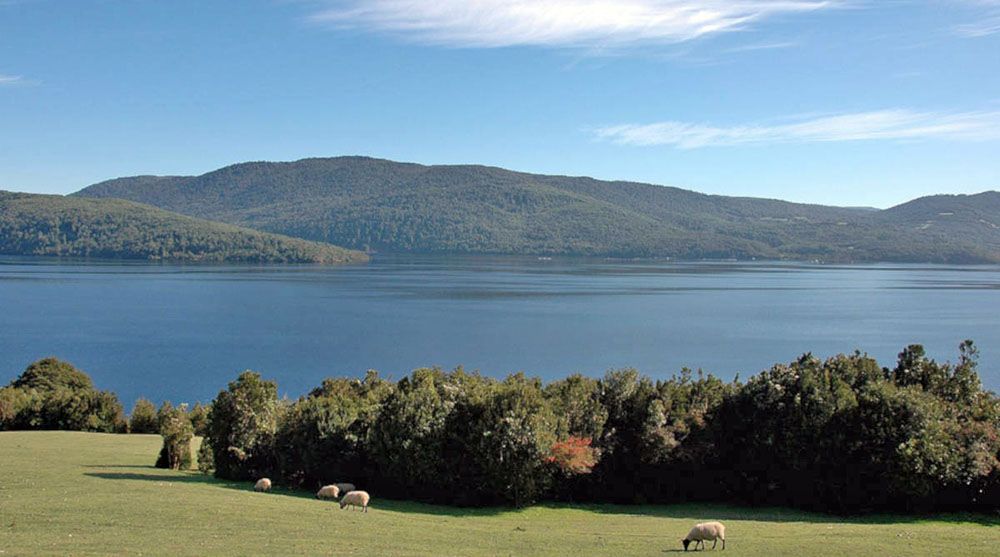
155, 403, 194, 470
205, 371, 282, 481
202, 342, 1000, 512
0, 358, 126, 433
188, 402, 209, 436
197, 436, 214, 474
129, 398, 159, 434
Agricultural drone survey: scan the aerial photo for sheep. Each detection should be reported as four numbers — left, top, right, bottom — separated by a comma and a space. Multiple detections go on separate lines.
339, 490, 370, 512
333, 482, 355, 494
316, 485, 340, 500
253, 478, 272, 492
682, 521, 725, 551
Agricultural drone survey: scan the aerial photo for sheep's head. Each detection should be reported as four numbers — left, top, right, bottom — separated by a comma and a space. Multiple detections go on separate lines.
682, 538, 691, 551
339, 500, 347, 509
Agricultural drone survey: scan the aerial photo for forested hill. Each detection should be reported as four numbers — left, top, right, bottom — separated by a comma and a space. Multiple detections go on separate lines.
0, 191, 368, 264
75, 157, 1000, 263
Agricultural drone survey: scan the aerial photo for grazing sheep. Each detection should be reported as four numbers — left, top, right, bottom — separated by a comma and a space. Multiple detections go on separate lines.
682, 521, 725, 551
316, 485, 340, 500
333, 482, 355, 494
339, 490, 370, 512
253, 478, 272, 492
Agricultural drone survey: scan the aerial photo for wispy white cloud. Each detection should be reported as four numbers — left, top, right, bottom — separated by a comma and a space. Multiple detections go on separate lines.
952, 15, 1000, 37
308, 1, 841, 48
593, 109, 1000, 148
724, 40, 798, 52
0, 73, 23, 85
951, 0, 1000, 37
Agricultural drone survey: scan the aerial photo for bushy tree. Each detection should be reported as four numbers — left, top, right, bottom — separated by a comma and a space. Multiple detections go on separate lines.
10, 357, 94, 392
276, 371, 392, 488
545, 374, 607, 441
441, 373, 556, 507
591, 368, 658, 502
188, 402, 209, 436
206, 371, 281, 481
129, 398, 158, 434
155, 404, 194, 470
1, 358, 125, 433
369, 368, 479, 501
196, 437, 215, 474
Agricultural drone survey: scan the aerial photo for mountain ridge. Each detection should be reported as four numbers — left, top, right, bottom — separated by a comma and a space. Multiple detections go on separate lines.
74, 156, 1000, 263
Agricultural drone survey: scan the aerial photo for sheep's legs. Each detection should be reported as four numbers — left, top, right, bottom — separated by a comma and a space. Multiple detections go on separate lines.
712, 539, 717, 550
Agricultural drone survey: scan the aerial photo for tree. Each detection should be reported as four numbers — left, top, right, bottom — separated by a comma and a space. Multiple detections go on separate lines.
188, 402, 209, 436
2, 358, 126, 433
155, 404, 194, 470
276, 371, 392, 488
369, 368, 461, 500
442, 373, 556, 507
129, 398, 158, 434
206, 371, 281, 481
10, 357, 94, 393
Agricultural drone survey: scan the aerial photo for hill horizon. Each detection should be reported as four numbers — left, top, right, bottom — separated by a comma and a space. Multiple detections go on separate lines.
73, 156, 1000, 264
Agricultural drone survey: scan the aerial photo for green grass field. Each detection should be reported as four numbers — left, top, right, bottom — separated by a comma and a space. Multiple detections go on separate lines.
1, 431, 997, 556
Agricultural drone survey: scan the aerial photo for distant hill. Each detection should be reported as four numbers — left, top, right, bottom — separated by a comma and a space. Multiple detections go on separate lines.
0, 191, 368, 264
75, 157, 1000, 263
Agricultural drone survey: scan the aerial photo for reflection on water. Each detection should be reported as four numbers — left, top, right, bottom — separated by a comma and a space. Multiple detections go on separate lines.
1, 254, 998, 406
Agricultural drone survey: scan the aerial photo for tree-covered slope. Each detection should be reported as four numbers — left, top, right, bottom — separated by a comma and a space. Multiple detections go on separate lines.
75, 157, 1000, 263
0, 191, 368, 264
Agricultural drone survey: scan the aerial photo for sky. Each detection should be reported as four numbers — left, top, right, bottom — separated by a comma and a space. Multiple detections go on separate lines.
1, 0, 998, 208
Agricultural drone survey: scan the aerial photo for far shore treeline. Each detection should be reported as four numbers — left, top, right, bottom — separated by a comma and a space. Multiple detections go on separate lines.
2, 343, 999, 514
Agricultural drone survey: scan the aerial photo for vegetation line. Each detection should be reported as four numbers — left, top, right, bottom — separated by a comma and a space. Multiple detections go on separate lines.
2, 341, 998, 514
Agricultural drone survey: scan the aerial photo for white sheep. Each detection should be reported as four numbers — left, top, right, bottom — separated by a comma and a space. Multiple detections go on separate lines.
339, 490, 370, 512
253, 478, 272, 492
333, 482, 355, 494
316, 485, 340, 499
682, 521, 725, 551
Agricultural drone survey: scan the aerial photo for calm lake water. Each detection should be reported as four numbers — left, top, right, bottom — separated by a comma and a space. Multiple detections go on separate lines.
1, 255, 998, 406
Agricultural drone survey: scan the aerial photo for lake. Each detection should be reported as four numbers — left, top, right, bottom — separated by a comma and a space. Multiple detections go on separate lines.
1, 255, 998, 407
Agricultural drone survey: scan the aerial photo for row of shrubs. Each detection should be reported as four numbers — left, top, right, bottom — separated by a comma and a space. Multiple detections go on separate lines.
201, 341, 1000, 513
0, 357, 209, 436
3, 344, 999, 513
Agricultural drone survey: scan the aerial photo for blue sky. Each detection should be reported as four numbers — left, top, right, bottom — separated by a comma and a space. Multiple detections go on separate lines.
1, 0, 998, 207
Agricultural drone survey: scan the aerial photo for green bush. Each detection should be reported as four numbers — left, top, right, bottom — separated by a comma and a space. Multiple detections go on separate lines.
205, 371, 281, 481
188, 402, 209, 436
275, 371, 391, 488
155, 404, 194, 470
2, 358, 126, 433
129, 398, 159, 434
197, 436, 214, 474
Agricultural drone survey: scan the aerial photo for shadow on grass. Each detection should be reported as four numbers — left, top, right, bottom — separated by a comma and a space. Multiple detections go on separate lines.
82, 471, 1000, 526
83, 471, 307, 498
82, 471, 511, 516
558, 501, 1000, 527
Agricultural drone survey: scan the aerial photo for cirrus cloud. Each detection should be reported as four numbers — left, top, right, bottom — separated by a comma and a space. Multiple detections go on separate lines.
594, 109, 1000, 148
308, 0, 840, 48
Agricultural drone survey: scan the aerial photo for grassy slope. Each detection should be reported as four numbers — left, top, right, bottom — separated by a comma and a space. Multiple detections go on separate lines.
1, 432, 997, 556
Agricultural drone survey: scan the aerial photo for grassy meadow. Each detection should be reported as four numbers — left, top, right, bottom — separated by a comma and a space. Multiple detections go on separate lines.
0, 431, 997, 556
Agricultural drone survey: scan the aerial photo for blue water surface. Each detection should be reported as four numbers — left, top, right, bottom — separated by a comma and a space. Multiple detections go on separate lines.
1, 255, 997, 407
